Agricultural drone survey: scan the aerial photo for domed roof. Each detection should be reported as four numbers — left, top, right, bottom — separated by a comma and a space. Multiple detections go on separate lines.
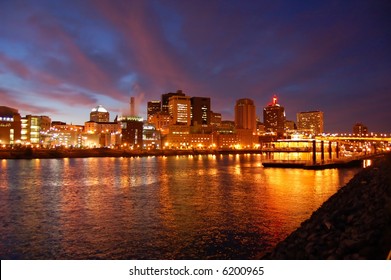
91, 105, 108, 113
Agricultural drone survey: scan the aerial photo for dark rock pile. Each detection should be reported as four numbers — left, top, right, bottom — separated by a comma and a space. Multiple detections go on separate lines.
265, 154, 391, 260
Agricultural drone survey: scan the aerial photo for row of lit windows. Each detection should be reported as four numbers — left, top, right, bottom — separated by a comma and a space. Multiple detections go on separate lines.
172, 131, 190, 135
190, 138, 210, 142
0, 117, 14, 122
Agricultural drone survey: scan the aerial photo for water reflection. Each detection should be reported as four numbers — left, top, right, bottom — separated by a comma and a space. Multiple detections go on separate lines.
363, 159, 372, 168
0, 155, 361, 259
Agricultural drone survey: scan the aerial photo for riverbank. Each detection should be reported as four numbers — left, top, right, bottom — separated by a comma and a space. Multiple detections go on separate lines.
0, 147, 282, 159
263, 153, 391, 259
0, 147, 218, 159
0, 147, 384, 162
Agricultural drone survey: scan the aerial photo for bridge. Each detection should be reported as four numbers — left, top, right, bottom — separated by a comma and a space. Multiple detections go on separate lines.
315, 134, 391, 143
260, 135, 390, 169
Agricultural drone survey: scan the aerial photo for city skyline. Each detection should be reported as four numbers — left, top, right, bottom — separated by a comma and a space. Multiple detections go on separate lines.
0, 0, 390, 132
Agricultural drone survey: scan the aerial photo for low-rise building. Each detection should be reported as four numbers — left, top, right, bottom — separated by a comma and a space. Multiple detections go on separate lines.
21, 115, 51, 145
0, 106, 21, 145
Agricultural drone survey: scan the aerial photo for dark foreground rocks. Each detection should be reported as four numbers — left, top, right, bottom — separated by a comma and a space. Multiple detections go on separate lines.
265, 153, 391, 260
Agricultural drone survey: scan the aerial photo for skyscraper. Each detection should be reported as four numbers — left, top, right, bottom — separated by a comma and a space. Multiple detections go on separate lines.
234, 98, 256, 133
168, 95, 191, 125
162, 90, 186, 113
297, 111, 324, 135
147, 100, 161, 121
263, 95, 286, 137
191, 97, 211, 126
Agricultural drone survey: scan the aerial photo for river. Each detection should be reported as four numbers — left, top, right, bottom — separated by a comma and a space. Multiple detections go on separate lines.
0, 154, 361, 259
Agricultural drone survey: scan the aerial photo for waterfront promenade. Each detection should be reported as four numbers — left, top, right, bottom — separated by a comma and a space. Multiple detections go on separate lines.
0, 147, 215, 159
264, 152, 391, 259
0, 146, 382, 160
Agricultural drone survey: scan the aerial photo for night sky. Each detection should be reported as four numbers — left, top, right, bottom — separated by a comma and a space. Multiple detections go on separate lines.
0, 0, 390, 132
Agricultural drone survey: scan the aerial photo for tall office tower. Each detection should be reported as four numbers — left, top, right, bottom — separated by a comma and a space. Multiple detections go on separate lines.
90, 105, 110, 122
191, 97, 211, 126
162, 90, 186, 113
297, 111, 324, 135
168, 95, 191, 125
235, 98, 256, 133
147, 101, 161, 121
0, 106, 21, 145
353, 123, 368, 136
263, 95, 286, 137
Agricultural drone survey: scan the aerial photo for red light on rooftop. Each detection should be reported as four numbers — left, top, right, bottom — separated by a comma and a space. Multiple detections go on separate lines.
268, 94, 279, 106
272, 95, 278, 105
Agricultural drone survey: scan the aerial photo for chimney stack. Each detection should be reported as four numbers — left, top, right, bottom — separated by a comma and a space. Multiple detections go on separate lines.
130, 96, 135, 116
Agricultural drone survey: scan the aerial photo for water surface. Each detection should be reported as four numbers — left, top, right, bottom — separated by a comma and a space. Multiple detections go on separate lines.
0, 154, 360, 259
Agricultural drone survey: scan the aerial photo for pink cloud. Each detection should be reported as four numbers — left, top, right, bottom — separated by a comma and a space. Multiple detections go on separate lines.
0, 87, 59, 115
0, 53, 31, 79
93, 0, 200, 95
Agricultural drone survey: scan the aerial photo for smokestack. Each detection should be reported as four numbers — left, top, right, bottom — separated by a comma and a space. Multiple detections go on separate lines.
130, 96, 135, 116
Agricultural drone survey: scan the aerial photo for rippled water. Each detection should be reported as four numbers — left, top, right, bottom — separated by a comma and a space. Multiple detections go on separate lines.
0, 154, 360, 259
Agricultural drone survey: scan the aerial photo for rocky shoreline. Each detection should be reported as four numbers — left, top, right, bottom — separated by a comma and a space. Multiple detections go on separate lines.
264, 153, 391, 260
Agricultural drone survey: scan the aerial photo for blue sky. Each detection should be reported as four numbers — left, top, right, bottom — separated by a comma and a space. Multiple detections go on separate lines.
0, 0, 390, 132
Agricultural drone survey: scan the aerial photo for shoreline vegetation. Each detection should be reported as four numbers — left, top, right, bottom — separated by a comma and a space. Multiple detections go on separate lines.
263, 153, 391, 260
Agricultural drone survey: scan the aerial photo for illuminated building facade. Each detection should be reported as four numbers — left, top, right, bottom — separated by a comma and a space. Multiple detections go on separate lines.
165, 126, 212, 149
162, 90, 185, 113
0, 106, 21, 145
191, 97, 211, 126
168, 95, 191, 125
148, 112, 171, 135
84, 121, 121, 147
21, 115, 51, 144
236, 128, 257, 148
353, 123, 368, 136
48, 123, 84, 147
84, 121, 121, 134
210, 111, 222, 127
217, 133, 238, 149
86, 106, 122, 147
235, 98, 256, 133
284, 120, 296, 131
119, 117, 143, 149
147, 101, 161, 121
218, 121, 235, 134
297, 111, 324, 135
143, 124, 161, 149
90, 105, 110, 122
263, 95, 286, 137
